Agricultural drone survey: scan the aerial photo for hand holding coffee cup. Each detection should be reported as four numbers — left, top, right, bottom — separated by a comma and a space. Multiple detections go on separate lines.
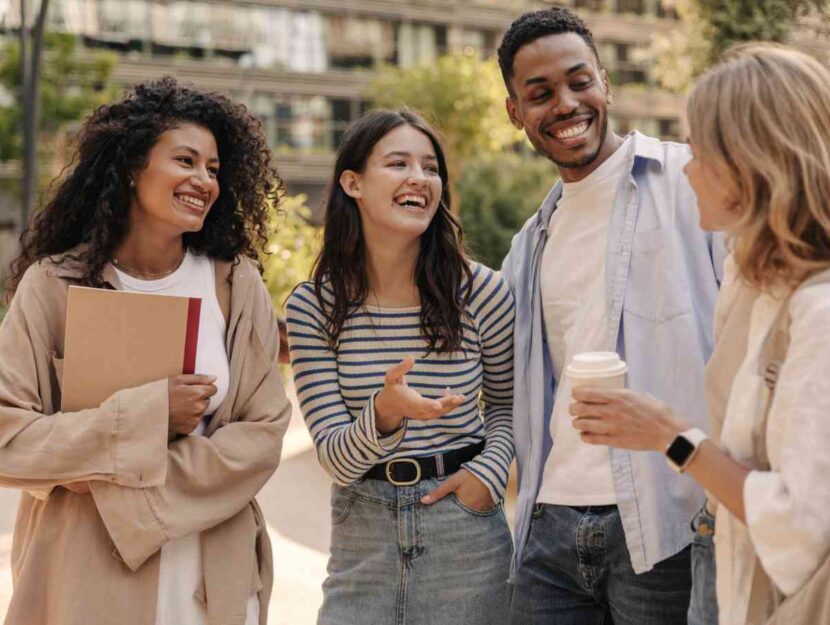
567, 352, 685, 451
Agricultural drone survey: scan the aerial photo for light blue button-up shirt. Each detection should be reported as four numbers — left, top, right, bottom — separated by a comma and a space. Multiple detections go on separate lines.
502, 131, 725, 577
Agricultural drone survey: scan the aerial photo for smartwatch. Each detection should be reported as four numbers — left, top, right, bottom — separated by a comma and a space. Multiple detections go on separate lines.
665, 428, 708, 473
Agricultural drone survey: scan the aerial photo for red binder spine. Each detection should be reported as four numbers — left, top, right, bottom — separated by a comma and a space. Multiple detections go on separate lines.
182, 298, 201, 374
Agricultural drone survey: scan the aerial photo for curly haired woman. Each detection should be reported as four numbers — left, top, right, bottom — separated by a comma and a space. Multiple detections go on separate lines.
0, 77, 291, 625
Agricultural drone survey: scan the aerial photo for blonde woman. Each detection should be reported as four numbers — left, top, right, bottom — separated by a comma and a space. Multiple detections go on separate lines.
567, 45, 830, 625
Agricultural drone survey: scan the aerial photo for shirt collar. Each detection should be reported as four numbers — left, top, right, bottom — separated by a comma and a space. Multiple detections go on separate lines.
46, 244, 122, 289
536, 131, 668, 230
627, 130, 666, 171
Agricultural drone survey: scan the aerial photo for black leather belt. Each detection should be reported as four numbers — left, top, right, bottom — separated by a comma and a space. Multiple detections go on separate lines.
364, 441, 485, 486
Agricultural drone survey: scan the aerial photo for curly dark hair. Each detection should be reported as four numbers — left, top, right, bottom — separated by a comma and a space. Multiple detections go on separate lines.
9, 76, 283, 293
498, 7, 600, 94
312, 110, 473, 355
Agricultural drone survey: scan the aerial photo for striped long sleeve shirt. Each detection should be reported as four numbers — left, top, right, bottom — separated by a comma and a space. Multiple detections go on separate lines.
285, 263, 515, 502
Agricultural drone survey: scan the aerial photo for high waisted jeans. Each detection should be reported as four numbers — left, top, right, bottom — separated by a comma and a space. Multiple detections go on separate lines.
317, 477, 513, 625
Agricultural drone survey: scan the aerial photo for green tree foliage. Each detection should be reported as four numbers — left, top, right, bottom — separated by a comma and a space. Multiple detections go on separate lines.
367, 52, 520, 196
648, 0, 827, 93
698, 0, 828, 61
0, 32, 117, 162
647, 0, 711, 93
262, 194, 322, 313
458, 153, 557, 270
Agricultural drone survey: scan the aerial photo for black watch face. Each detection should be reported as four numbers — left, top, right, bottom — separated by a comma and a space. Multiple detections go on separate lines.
666, 436, 695, 467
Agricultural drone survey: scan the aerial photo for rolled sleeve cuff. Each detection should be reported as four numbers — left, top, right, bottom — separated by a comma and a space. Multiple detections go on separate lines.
744, 469, 821, 596
357, 391, 407, 455
90, 480, 168, 571
112, 379, 169, 488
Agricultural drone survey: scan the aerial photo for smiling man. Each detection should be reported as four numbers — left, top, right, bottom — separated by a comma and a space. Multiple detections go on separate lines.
498, 8, 724, 625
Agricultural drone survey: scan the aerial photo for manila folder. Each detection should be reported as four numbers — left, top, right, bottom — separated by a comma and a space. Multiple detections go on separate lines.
61, 286, 200, 412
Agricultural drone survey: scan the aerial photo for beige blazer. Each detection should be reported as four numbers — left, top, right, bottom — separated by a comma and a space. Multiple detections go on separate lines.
0, 251, 292, 625
705, 255, 760, 446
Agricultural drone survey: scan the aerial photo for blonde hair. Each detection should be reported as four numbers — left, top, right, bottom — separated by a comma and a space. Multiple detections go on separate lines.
686, 44, 830, 289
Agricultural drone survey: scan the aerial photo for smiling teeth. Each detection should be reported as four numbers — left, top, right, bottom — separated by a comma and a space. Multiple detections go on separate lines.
395, 194, 427, 207
178, 195, 206, 208
555, 121, 589, 139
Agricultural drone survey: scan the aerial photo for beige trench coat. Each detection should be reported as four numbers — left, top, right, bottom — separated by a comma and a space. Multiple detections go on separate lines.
0, 252, 292, 625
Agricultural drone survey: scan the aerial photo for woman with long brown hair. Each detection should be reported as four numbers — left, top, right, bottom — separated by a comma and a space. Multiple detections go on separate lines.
286, 110, 515, 624
0, 77, 291, 625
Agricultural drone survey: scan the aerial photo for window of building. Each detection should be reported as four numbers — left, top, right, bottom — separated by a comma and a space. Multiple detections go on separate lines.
611, 115, 633, 135
573, 0, 606, 11
658, 118, 682, 139
656, 3, 680, 19
616, 69, 648, 84
274, 96, 330, 151
325, 15, 396, 69
616, 0, 645, 14
615, 43, 630, 63
457, 28, 486, 57
398, 22, 439, 67
271, 96, 368, 151
331, 98, 367, 148
435, 25, 448, 56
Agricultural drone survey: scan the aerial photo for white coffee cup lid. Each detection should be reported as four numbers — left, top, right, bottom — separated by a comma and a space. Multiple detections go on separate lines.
565, 352, 628, 379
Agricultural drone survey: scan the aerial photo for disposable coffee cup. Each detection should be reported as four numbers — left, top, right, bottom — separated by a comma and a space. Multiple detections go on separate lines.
566, 352, 628, 391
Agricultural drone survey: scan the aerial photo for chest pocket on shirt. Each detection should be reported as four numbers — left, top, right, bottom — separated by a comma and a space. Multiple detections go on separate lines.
623, 228, 691, 322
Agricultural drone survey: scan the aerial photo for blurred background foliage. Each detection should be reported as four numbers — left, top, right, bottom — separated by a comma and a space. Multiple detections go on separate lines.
646, 0, 828, 93
263, 194, 322, 312
458, 153, 556, 269
0, 31, 116, 176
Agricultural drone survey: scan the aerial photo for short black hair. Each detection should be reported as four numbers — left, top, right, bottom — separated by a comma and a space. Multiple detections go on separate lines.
498, 7, 600, 93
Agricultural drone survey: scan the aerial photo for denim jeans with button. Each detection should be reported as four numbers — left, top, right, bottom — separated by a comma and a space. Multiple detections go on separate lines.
318, 478, 512, 625
510, 504, 692, 625
688, 503, 718, 625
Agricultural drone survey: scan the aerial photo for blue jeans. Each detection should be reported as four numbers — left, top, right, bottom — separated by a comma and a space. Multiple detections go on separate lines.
688, 504, 718, 625
510, 504, 692, 625
318, 478, 513, 625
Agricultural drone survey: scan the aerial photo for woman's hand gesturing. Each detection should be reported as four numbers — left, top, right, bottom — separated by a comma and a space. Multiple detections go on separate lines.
374, 356, 465, 434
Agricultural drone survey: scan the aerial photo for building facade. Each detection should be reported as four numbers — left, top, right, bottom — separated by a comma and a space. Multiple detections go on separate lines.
0, 0, 698, 213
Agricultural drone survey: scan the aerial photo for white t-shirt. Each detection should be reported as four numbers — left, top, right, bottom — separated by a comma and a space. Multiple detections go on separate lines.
536, 138, 631, 506
116, 250, 258, 625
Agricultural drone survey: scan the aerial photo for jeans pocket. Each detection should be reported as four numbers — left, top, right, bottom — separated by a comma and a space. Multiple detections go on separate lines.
450, 493, 501, 517
331, 486, 355, 525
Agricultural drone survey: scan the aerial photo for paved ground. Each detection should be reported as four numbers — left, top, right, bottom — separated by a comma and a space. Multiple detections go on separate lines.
0, 382, 516, 624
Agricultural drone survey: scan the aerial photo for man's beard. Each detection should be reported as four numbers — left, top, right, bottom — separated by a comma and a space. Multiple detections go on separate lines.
546, 113, 608, 170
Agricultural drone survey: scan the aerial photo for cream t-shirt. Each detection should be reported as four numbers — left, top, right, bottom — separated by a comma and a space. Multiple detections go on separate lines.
116, 251, 258, 625
536, 138, 631, 506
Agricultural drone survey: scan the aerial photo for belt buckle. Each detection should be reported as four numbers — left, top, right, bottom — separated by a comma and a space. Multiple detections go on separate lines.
385, 458, 421, 486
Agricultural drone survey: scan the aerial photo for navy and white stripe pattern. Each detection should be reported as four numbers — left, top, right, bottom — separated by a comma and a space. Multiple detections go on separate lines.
285, 263, 515, 502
